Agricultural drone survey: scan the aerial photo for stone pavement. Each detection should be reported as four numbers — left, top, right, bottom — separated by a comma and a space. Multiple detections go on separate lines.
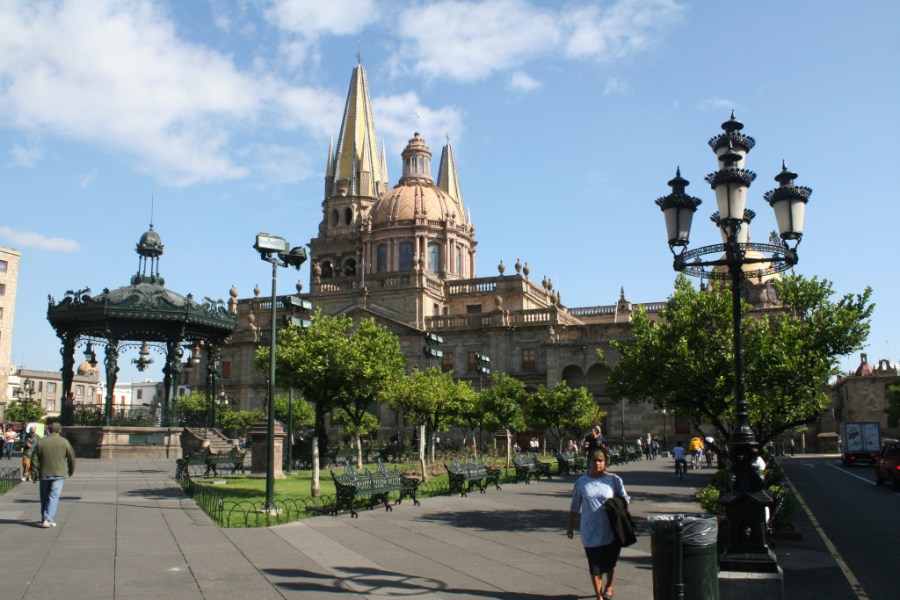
0, 454, 853, 599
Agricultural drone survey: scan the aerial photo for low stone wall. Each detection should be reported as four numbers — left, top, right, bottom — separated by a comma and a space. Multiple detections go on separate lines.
62, 426, 182, 460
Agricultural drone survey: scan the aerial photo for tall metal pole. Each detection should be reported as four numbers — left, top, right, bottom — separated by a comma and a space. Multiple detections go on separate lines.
286, 387, 294, 474
265, 258, 278, 512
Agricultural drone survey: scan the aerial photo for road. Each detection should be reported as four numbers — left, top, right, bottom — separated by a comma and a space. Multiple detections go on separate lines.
781, 455, 900, 600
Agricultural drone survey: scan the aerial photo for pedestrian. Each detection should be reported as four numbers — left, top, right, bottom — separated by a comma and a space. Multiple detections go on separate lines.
789, 438, 795, 456
29, 422, 76, 528
22, 426, 39, 481
566, 448, 631, 600
650, 436, 660, 459
4, 426, 17, 459
583, 426, 606, 457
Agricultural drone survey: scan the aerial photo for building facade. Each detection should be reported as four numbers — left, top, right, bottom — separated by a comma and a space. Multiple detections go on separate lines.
828, 353, 900, 441
0, 246, 20, 412
183, 63, 781, 447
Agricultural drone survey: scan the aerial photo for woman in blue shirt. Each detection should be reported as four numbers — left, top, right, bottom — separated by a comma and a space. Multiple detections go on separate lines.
566, 449, 630, 600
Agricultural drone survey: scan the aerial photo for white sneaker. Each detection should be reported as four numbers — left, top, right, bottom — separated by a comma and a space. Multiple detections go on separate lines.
41, 520, 51, 528
49, 522, 57, 527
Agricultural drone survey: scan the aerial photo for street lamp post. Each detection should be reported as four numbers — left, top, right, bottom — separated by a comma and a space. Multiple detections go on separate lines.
476, 353, 491, 454
655, 113, 811, 573
254, 233, 308, 512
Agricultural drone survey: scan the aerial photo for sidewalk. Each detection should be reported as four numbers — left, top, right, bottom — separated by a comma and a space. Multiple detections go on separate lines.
0, 455, 850, 599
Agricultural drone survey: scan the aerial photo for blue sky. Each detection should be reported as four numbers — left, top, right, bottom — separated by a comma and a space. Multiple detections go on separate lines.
2, 0, 898, 384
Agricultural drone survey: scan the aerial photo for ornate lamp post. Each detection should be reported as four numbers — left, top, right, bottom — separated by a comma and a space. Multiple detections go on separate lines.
655, 113, 811, 572
254, 233, 307, 513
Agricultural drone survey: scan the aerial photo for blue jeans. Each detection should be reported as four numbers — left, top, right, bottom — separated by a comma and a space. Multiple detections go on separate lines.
4, 441, 13, 458
40, 477, 65, 523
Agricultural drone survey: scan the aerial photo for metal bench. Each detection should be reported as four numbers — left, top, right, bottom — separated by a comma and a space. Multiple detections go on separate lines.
513, 453, 552, 484
175, 448, 212, 478
554, 451, 584, 475
445, 459, 501, 496
331, 461, 419, 518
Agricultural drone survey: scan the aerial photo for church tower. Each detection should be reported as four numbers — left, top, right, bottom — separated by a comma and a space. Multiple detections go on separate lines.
309, 61, 388, 282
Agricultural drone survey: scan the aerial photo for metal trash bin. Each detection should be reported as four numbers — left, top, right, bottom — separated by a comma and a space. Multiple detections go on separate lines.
649, 513, 719, 600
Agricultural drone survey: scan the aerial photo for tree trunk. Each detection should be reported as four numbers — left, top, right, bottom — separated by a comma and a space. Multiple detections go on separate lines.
355, 433, 363, 470
311, 433, 321, 497
505, 428, 512, 469
418, 424, 428, 482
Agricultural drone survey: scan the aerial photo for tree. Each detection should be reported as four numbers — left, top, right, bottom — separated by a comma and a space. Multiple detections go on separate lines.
606, 273, 873, 453
480, 373, 527, 468
884, 384, 900, 429
255, 310, 354, 496
5, 400, 46, 423
529, 382, 604, 452
336, 318, 406, 468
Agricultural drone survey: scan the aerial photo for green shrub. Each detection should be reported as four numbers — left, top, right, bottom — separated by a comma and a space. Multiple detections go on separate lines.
696, 485, 725, 516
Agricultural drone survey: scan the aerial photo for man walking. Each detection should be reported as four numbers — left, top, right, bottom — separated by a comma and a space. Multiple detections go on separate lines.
30, 422, 76, 528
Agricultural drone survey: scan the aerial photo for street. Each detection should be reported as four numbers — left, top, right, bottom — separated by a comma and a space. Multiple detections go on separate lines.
780, 455, 900, 600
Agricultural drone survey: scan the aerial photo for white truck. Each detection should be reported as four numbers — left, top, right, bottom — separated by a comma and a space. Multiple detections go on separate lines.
840, 421, 881, 466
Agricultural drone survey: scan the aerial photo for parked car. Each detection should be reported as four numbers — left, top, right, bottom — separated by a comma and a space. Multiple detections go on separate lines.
874, 440, 900, 490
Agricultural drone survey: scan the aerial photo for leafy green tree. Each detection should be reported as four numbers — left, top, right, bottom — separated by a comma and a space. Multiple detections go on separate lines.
273, 393, 315, 441
5, 400, 46, 423
256, 310, 354, 496
529, 382, 604, 452
218, 409, 264, 438
337, 318, 406, 468
382, 368, 474, 480
172, 391, 211, 427
607, 273, 873, 454
480, 373, 527, 468
885, 384, 900, 429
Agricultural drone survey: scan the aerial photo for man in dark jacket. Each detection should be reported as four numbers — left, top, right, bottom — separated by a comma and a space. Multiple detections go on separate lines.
30, 422, 76, 528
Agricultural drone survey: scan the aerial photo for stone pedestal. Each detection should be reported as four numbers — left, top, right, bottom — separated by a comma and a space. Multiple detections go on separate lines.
718, 567, 783, 600
248, 418, 286, 479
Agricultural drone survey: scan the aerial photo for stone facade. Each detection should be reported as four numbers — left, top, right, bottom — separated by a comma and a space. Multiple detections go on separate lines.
0, 246, 20, 413
828, 353, 900, 440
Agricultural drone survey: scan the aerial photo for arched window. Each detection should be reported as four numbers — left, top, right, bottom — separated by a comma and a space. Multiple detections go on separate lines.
376, 244, 387, 273
585, 364, 608, 397
427, 243, 441, 274
561, 365, 585, 388
344, 207, 353, 225
399, 242, 413, 271
455, 246, 463, 276
321, 261, 334, 279
330, 210, 339, 228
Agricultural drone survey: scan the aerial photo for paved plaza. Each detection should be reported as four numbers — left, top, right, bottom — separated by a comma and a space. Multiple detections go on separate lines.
0, 455, 852, 599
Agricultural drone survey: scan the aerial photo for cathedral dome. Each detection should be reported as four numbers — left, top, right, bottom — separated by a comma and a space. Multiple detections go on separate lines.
369, 132, 464, 228
77, 360, 98, 377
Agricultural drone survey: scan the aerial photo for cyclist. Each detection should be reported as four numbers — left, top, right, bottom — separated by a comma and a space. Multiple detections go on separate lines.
672, 441, 687, 479
688, 436, 704, 469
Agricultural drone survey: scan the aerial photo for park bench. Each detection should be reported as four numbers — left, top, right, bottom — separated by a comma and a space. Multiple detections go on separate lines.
554, 451, 584, 475
445, 458, 501, 496
513, 453, 552, 484
175, 448, 212, 478
623, 444, 641, 462
606, 447, 624, 465
211, 448, 247, 474
331, 461, 420, 518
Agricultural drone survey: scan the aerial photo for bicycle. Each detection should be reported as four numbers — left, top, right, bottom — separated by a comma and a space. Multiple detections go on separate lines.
691, 450, 701, 470
674, 458, 687, 480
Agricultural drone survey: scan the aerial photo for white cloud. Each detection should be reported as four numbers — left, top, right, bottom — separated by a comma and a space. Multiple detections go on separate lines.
509, 71, 541, 92
75, 168, 98, 189
0, 0, 341, 187
562, 0, 685, 61
7, 137, 44, 168
602, 77, 630, 95
372, 93, 464, 163
265, 0, 380, 69
0, 226, 81, 252
396, 0, 560, 82
698, 97, 739, 112
394, 0, 685, 82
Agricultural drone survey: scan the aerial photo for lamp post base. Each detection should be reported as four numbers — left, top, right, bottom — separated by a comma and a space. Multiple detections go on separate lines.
718, 566, 784, 600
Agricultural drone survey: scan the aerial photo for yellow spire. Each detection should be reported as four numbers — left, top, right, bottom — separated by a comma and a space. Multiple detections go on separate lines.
437, 139, 465, 216
331, 63, 386, 197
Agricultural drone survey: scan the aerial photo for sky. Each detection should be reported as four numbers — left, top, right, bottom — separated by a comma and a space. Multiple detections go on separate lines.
2, 0, 899, 385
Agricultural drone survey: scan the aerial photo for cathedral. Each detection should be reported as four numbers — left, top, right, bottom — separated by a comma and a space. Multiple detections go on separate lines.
186, 63, 706, 445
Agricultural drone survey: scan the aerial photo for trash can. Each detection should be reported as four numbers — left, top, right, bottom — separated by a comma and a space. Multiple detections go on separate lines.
649, 513, 719, 600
